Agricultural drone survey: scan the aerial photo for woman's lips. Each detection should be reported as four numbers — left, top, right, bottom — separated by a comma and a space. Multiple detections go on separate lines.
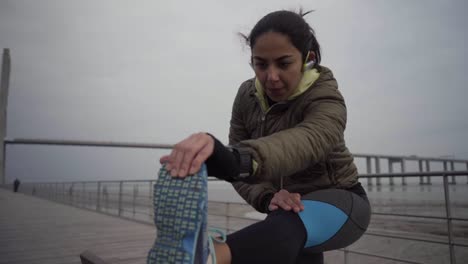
267, 87, 285, 96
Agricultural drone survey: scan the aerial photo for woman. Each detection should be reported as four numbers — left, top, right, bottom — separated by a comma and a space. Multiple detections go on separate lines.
155, 9, 371, 264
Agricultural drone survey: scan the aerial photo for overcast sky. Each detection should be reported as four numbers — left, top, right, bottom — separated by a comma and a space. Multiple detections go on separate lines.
1, 0, 467, 182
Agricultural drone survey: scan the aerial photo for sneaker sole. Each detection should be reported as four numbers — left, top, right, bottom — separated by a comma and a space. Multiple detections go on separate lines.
147, 164, 208, 264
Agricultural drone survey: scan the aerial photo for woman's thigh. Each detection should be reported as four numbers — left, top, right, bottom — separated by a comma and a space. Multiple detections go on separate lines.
298, 188, 371, 254
225, 188, 370, 263
226, 209, 307, 264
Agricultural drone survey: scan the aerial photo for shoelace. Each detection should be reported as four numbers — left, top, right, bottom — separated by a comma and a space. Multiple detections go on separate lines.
207, 228, 227, 264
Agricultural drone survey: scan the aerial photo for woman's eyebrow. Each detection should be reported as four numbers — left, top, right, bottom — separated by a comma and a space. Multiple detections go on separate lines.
252, 55, 294, 61
275, 55, 294, 61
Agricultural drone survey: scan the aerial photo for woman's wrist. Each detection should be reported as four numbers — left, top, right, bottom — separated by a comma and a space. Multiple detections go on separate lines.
205, 134, 241, 181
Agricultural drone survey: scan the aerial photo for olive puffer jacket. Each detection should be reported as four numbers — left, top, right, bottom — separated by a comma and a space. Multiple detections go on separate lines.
229, 66, 359, 213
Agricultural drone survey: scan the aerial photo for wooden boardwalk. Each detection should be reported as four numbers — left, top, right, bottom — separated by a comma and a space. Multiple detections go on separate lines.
0, 188, 156, 264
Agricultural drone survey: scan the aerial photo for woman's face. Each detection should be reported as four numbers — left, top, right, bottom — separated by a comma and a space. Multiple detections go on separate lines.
252, 31, 304, 102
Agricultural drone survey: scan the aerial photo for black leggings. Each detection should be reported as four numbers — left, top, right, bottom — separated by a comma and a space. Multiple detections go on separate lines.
226, 189, 371, 264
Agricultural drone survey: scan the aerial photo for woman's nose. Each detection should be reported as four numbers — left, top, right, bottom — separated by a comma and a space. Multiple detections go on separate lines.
267, 66, 280, 81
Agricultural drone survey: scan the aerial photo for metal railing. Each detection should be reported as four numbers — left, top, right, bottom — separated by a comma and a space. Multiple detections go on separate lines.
2, 138, 468, 263
342, 172, 468, 264
3, 138, 468, 185
2, 171, 467, 264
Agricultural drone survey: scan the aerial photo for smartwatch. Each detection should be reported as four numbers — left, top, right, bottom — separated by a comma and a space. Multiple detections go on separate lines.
229, 146, 253, 179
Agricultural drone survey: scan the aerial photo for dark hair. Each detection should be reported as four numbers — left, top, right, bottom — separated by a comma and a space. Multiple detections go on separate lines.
243, 9, 321, 67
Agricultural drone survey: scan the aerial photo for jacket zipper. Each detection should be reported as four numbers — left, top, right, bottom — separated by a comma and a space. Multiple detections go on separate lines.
255, 97, 286, 189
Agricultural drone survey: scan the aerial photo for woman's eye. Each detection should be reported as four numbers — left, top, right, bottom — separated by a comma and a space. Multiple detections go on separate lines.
279, 62, 291, 68
254, 62, 267, 69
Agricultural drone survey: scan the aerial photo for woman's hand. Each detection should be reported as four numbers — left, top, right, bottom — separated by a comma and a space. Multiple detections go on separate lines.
268, 189, 304, 213
159, 133, 214, 178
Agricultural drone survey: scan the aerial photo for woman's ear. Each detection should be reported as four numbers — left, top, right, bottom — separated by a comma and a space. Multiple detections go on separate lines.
307, 51, 316, 63
303, 51, 317, 71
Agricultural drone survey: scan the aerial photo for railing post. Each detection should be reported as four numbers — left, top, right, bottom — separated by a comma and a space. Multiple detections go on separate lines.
70, 183, 74, 204
149, 181, 153, 220
89, 185, 93, 207
82, 182, 85, 207
343, 247, 349, 264
118, 181, 123, 217
55, 182, 58, 201
425, 160, 432, 185
366, 156, 372, 186
97, 181, 101, 211
133, 184, 138, 217
450, 161, 456, 184
375, 157, 381, 186
443, 161, 455, 185
103, 185, 108, 211
443, 174, 456, 264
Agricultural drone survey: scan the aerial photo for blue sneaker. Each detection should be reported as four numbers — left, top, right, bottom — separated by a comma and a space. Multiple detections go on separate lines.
147, 163, 212, 264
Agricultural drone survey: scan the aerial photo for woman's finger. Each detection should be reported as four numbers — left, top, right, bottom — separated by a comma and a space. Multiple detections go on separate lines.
277, 200, 292, 211
166, 145, 179, 171
268, 204, 279, 211
285, 197, 301, 212
292, 193, 304, 211
170, 147, 184, 177
286, 194, 302, 212
159, 155, 170, 164
189, 139, 214, 174
181, 134, 211, 176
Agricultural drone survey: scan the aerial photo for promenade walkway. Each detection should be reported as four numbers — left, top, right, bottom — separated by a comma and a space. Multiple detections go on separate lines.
0, 188, 155, 264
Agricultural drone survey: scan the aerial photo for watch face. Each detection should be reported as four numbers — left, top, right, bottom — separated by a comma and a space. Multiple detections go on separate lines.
239, 172, 251, 178
236, 148, 253, 177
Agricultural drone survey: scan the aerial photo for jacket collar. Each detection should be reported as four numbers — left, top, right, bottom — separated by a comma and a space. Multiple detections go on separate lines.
253, 68, 320, 112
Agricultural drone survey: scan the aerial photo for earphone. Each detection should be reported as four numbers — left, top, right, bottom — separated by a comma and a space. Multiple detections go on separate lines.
303, 60, 315, 70
303, 51, 315, 71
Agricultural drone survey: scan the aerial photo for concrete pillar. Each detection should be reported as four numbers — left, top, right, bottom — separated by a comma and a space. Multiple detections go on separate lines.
375, 157, 381, 186
0, 49, 11, 185
388, 159, 394, 186
401, 159, 406, 185
425, 160, 432, 185
418, 160, 424, 184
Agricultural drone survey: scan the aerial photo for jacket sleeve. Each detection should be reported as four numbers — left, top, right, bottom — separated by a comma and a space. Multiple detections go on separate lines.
240, 79, 347, 182
228, 81, 250, 145
229, 80, 277, 213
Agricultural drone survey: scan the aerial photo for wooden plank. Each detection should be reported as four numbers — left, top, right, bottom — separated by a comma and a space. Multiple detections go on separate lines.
0, 188, 156, 264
